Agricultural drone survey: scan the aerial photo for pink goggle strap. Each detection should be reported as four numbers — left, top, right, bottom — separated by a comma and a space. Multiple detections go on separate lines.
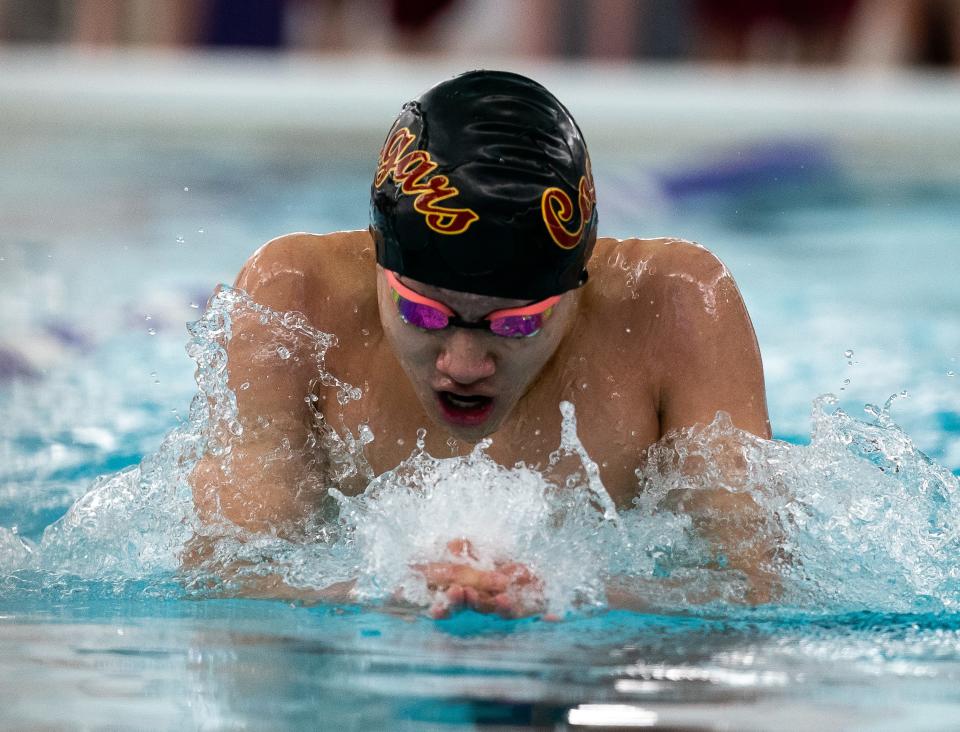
386, 269, 560, 321
385, 270, 455, 316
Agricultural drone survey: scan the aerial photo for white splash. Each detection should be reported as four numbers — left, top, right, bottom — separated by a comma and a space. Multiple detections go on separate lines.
2, 289, 958, 618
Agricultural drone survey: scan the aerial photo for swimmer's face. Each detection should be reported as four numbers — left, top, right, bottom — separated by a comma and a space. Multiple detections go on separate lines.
376, 265, 576, 442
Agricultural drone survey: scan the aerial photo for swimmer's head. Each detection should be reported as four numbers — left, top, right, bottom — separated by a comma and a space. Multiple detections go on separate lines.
370, 70, 597, 301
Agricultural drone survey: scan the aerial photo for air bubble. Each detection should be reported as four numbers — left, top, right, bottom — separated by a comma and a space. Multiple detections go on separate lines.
176, 236, 185, 245
277, 346, 291, 359
183, 186, 190, 192
147, 328, 157, 336
844, 349, 854, 358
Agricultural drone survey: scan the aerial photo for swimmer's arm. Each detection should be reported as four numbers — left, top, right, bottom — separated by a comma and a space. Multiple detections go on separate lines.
654, 244, 770, 440
190, 236, 329, 535
650, 245, 779, 604
180, 533, 356, 605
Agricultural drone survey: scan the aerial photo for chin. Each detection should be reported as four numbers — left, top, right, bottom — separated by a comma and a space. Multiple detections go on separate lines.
447, 419, 502, 443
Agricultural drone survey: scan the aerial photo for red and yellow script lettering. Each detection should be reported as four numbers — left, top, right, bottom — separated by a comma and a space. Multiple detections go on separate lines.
541, 171, 596, 250
375, 128, 479, 235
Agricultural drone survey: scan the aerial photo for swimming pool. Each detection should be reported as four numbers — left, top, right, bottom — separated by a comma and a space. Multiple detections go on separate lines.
1, 51, 959, 729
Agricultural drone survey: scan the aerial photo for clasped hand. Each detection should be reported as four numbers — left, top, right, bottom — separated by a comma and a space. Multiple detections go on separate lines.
412, 538, 556, 620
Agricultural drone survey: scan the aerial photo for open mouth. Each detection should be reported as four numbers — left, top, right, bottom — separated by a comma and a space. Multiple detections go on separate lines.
436, 391, 495, 427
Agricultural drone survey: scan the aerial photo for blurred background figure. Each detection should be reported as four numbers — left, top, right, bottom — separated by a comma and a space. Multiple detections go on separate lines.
693, 0, 859, 64
845, 0, 960, 68
0, 0, 958, 67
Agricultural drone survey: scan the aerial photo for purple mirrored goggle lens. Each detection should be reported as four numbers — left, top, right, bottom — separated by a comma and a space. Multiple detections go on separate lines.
489, 314, 546, 337
394, 293, 548, 338
395, 294, 450, 330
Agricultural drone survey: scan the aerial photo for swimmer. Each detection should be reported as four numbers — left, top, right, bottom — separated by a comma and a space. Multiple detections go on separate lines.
189, 71, 773, 617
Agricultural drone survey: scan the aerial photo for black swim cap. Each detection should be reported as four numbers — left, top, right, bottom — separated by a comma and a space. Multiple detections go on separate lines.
370, 70, 597, 300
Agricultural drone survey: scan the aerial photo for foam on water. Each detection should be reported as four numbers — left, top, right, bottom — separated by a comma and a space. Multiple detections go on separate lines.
1, 288, 958, 618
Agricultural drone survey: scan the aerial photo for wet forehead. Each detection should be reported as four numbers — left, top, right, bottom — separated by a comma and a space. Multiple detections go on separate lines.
398, 274, 534, 320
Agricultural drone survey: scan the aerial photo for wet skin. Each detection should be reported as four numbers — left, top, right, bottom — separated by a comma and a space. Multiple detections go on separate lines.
190, 230, 773, 613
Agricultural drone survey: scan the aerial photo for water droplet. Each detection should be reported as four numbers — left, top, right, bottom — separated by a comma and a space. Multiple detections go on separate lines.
397, 438, 405, 446
183, 186, 190, 192
176, 236, 185, 245
579, 382, 588, 391
144, 314, 152, 321
948, 370, 955, 377
197, 228, 205, 234
277, 346, 291, 359
360, 328, 370, 336
189, 302, 199, 309
239, 381, 251, 390
625, 327, 632, 334
150, 371, 159, 383
147, 328, 157, 336
844, 349, 854, 358
534, 429, 541, 436
446, 437, 459, 453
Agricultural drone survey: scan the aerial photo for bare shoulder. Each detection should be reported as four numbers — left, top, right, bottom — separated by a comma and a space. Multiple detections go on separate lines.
589, 236, 730, 298
589, 237, 768, 437
584, 236, 738, 334
234, 230, 377, 329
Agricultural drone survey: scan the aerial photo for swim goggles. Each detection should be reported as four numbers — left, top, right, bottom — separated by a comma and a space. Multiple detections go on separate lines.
385, 270, 560, 338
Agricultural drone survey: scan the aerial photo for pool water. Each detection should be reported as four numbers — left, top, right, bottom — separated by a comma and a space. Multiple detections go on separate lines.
1, 124, 959, 730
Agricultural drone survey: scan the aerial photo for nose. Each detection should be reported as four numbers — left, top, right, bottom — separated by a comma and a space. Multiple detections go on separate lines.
435, 329, 496, 385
